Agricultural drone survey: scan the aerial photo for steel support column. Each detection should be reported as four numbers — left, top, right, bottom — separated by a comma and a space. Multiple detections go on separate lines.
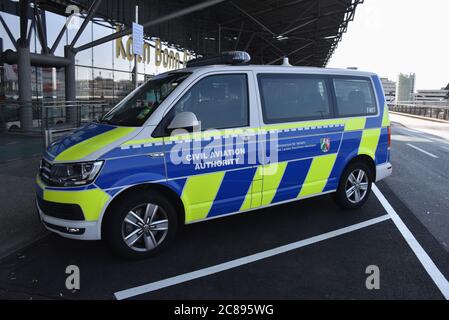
17, 0, 33, 132
64, 45, 77, 125
17, 41, 33, 132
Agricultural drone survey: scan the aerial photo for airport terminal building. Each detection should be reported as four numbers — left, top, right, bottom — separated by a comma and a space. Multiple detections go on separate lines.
0, 0, 362, 132
0, 1, 192, 104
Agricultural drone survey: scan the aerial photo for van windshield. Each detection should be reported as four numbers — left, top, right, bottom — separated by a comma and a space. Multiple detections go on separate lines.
100, 72, 191, 127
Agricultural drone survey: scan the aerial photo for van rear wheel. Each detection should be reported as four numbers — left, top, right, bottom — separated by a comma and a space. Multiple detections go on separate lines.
334, 162, 373, 209
104, 190, 178, 259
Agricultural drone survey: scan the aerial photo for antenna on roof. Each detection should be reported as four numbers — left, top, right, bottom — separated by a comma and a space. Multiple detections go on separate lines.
282, 57, 291, 66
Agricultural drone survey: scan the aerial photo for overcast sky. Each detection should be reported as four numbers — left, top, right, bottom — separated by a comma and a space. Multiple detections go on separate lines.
328, 0, 449, 90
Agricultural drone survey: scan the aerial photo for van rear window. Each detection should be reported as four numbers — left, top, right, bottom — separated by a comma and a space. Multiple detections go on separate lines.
258, 74, 331, 124
333, 78, 377, 117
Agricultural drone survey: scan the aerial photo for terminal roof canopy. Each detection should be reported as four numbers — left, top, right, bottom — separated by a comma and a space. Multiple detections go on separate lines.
36, 0, 362, 67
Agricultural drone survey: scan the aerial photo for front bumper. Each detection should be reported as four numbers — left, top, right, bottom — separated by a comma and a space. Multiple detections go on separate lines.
36, 200, 101, 240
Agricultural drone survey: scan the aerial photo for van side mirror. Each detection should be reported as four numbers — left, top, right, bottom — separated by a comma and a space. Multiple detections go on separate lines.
167, 112, 200, 132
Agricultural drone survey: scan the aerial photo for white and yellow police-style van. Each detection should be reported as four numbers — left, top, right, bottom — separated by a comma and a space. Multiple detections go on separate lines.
36, 52, 392, 258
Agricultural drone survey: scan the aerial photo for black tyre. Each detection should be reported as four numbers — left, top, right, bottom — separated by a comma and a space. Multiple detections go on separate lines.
8, 124, 19, 132
104, 190, 178, 259
334, 161, 373, 209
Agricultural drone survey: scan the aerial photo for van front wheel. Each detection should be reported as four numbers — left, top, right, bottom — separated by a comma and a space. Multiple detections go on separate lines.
104, 190, 178, 259
334, 162, 373, 209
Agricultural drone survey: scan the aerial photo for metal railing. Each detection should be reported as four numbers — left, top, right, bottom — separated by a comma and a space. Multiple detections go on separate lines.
0, 100, 42, 133
40, 100, 113, 130
0, 100, 114, 146
0, 100, 113, 132
388, 102, 449, 121
41, 100, 114, 146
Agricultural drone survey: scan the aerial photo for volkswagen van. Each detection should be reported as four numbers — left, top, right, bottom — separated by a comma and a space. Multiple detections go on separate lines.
36, 52, 392, 258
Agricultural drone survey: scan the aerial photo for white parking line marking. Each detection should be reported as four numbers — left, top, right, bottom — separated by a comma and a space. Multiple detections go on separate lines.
372, 184, 449, 300
114, 214, 390, 300
406, 143, 439, 158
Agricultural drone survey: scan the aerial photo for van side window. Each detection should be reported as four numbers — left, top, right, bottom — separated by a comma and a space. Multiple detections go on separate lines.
333, 78, 377, 117
257, 74, 331, 124
171, 74, 249, 130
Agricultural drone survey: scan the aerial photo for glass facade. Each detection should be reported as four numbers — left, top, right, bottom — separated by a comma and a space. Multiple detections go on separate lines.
0, 9, 192, 105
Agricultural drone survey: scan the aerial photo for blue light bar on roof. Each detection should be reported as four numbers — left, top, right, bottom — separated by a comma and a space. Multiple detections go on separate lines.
186, 51, 251, 68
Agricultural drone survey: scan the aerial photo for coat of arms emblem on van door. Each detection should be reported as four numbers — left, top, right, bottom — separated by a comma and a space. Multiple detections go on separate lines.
320, 138, 331, 153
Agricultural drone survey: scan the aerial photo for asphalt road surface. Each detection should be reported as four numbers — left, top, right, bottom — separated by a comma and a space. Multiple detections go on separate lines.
387, 114, 449, 251
0, 183, 448, 300
0, 114, 449, 299
0, 134, 46, 259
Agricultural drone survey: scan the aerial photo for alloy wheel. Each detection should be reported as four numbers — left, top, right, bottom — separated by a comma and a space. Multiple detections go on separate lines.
345, 169, 369, 204
121, 203, 169, 252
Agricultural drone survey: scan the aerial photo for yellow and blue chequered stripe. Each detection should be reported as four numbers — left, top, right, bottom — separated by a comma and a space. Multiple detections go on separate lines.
177, 76, 390, 222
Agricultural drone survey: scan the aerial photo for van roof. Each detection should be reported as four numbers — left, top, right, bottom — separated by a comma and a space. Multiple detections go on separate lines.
173, 64, 377, 77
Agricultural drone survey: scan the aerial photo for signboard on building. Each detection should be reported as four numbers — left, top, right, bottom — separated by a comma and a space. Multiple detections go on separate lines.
132, 22, 143, 56
115, 27, 193, 72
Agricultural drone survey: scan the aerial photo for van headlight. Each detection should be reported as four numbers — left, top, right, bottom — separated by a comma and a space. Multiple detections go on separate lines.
40, 160, 104, 187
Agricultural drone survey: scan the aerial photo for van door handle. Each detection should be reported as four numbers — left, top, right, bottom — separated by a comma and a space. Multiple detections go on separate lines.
148, 152, 165, 158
